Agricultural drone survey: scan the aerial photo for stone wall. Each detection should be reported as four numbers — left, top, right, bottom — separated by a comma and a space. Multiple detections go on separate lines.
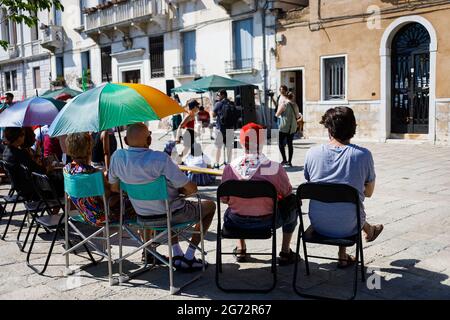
436, 101, 450, 145
303, 102, 381, 141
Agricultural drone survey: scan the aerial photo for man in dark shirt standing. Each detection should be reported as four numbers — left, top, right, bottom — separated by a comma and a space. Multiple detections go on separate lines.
212, 89, 234, 168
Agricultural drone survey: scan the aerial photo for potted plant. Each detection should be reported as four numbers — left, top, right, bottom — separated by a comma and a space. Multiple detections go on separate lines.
77, 69, 94, 89
51, 76, 66, 88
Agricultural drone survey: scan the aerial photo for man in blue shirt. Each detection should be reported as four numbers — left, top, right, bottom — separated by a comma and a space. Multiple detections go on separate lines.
304, 107, 383, 268
212, 89, 234, 168
109, 122, 216, 271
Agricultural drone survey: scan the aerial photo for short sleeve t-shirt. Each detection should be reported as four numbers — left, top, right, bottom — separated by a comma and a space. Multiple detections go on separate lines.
213, 99, 230, 131
304, 144, 376, 238
108, 147, 189, 216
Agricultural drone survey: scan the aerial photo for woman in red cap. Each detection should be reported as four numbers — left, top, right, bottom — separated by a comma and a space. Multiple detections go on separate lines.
221, 122, 300, 265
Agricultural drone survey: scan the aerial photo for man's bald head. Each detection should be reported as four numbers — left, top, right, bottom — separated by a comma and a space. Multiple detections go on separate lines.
125, 123, 151, 148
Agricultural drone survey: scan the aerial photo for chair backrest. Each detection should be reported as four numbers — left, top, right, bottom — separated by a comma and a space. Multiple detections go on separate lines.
120, 176, 168, 201
63, 171, 105, 198
296, 182, 361, 231
31, 172, 63, 210
297, 183, 359, 204
1, 161, 33, 198
217, 180, 278, 200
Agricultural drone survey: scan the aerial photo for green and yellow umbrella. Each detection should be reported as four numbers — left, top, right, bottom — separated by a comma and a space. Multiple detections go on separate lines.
48, 83, 184, 137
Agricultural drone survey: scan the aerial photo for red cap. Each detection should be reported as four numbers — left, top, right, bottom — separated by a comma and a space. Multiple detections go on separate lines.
240, 122, 265, 153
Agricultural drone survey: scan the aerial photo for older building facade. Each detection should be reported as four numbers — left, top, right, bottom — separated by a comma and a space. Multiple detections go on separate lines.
0, 8, 52, 99
1, 0, 292, 111
75, 0, 280, 99
276, 0, 450, 144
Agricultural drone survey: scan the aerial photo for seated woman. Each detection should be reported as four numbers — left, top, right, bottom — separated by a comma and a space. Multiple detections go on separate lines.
3, 127, 47, 200
64, 132, 134, 227
221, 122, 299, 265
304, 106, 384, 268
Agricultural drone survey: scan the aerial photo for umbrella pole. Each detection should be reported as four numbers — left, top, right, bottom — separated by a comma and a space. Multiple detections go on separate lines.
117, 127, 124, 149
39, 126, 44, 162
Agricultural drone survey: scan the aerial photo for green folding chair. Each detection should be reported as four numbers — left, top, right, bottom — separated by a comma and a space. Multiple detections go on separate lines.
115, 175, 206, 295
62, 171, 118, 285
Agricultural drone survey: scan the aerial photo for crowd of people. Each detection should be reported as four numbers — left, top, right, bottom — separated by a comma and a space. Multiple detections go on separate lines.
1, 87, 384, 271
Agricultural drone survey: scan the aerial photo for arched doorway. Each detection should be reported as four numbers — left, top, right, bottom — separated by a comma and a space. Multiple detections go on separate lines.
391, 23, 431, 134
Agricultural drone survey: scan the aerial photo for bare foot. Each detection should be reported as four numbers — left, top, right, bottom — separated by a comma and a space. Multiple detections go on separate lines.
337, 254, 356, 268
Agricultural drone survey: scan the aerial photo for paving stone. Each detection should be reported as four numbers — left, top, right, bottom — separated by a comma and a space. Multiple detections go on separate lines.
1, 132, 450, 299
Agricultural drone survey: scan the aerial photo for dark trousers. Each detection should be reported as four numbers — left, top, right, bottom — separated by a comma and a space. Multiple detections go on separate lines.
279, 132, 294, 163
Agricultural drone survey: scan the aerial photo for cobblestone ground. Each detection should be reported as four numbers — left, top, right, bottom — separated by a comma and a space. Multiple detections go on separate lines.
1, 129, 449, 300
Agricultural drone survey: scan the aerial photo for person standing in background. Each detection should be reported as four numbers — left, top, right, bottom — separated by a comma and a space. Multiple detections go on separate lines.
91, 130, 118, 170
171, 94, 183, 140
276, 91, 301, 167
0, 93, 14, 146
176, 100, 200, 159
271, 86, 288, 128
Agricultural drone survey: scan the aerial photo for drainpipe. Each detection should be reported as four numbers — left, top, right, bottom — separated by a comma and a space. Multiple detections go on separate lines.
19, 15, 26, 99
261, 0, 270, 128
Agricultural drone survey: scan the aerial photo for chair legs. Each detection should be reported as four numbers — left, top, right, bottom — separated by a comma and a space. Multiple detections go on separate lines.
26, 223, 60, 275
359, 238, 366, 282
215, 228, 277, 293
1, 199, 18, 240
293, 234, 366, 300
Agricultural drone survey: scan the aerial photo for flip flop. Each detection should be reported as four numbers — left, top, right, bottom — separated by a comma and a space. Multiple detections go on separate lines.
337, 254, 357, 269
366, 224, 384, 242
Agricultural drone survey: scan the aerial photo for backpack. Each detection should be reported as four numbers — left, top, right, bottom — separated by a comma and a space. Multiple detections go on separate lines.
219, 99, 239, 129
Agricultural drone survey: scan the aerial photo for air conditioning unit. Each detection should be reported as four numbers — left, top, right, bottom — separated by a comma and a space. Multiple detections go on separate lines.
272, 0, 309, 11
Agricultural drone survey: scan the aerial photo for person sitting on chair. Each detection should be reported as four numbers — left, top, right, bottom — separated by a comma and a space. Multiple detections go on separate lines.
221, 122, 299, 265
3, 127, 47, 200
108, 122, 216, 272
304, 106, 384, 268
64, 133, 135, 227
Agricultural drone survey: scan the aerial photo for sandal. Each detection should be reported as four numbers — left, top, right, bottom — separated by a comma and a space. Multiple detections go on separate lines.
278, 249, 301, 266
337, 254, 357, 269
233, 247, 248, 263
174, 256, 208, 273
365, 224, 384, 242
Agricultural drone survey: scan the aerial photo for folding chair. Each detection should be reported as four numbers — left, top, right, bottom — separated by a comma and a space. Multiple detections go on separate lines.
0, 162, 43, 250
116, 175, 206, 295
62, 171, 117, 285
293, 183, 365, 300
0, 160, 25, 240
216, 180, 278, 293
26, 172, 96, 274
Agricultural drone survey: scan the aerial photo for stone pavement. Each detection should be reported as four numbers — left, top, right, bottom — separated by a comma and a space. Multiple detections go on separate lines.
1, 129, 450, 300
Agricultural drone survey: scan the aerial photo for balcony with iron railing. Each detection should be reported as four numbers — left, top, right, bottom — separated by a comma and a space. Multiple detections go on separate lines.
83, 0, 169, 33
225, 58, 256, 74
173, 64, 198, 78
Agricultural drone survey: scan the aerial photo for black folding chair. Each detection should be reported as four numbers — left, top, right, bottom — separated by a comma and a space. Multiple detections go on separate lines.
0, 161, 43, 248
293, 183, 366, 300
0, 160, 26, 237
216, 180, 278, 293
26, 172, 96, 274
